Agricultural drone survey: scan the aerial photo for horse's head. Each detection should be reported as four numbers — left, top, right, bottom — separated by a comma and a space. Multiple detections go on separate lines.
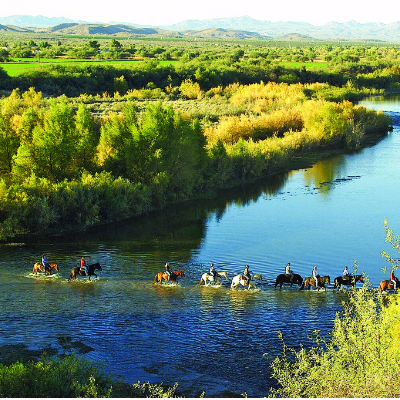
326, 276, 331, 285
175, 270, 185, 277
359, 275, 364, 283
52, 263, 59, 272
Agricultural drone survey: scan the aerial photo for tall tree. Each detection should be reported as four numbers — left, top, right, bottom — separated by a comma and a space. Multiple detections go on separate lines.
75, 103, 97, 173
0, 114, 19, 178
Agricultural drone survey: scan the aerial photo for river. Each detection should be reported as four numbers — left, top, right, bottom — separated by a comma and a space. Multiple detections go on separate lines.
0, 95, 399, 397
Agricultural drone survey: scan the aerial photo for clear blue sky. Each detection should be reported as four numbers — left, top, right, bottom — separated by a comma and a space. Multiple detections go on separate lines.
1, 0, 398, 26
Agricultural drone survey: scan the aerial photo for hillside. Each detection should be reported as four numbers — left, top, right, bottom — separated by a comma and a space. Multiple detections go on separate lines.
45, 23, 163, 36
1, 14, 400, 41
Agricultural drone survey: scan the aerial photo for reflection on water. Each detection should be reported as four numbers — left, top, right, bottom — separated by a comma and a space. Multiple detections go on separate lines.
303, 154, 347, 193
1, 96, 400, 396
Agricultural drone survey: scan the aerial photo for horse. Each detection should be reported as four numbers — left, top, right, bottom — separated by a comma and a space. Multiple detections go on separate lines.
275, 273, 303, 289
334, 274, 364, 289
230, 274, 261, 290
199, 271, 229, 285
378, 278, 400, 293
302, 275, 331, 291
154, 270, 185, 284
69, 262, 102, 281
32, 262, 59, 275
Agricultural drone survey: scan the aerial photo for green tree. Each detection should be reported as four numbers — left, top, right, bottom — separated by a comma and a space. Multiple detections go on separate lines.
0, 114, 19, 177
31, 101, 77, 181
75, 103, 97, 172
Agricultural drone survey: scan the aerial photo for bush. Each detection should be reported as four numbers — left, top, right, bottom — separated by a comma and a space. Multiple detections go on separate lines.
270, 281, 400, 397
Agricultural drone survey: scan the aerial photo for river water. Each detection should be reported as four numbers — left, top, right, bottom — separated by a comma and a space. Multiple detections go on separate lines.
0, 96, 399, 397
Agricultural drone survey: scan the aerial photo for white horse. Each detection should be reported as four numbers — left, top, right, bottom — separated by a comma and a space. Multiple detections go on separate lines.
230, 273, 263, 290
199, 271, 229, 285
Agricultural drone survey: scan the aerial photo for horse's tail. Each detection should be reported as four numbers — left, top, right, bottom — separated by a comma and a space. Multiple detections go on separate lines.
154, 274, 158, 283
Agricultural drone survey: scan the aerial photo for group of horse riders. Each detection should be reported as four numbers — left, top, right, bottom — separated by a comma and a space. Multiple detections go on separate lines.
41, 254, 88, 274
164, 262, 252, 284
285, 263, 361, 288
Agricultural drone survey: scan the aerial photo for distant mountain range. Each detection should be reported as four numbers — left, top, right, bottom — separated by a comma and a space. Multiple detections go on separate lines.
1, 15, 400, 41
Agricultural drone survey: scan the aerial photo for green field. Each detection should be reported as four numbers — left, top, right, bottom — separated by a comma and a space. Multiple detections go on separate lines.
0, 59, 178, 76
0, 58, 326, 77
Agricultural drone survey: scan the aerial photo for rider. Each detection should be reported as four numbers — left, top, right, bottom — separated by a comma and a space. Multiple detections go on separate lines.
41, 254, 49, 273
390, 269, 397, 291
243, 265, 251, 285
343, 266, 351, 280
165, 263, 171, 280
209, 263, 217, 281
80, 256, 87, 275
285, 262, 294, 283
312, 265, 319, 288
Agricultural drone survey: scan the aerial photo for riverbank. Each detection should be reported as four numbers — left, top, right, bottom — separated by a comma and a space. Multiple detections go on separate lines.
0, 85, 393, 242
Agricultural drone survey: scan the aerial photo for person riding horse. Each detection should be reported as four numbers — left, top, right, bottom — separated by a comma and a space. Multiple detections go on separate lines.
312, 266, 320, 288
80, 257, 87, 275
243, 265, 251, 285
41, 254, 50, 273
209, 263, 217, 281
285, 262, 294, 283
165, 263, 171, 280
390, 269, 397, 292
343, 266, 351, 280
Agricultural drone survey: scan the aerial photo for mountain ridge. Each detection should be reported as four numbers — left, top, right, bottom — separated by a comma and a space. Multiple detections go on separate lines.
0, 14, 400, 41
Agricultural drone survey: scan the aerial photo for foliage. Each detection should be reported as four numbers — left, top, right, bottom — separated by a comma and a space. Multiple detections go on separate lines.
270, 279, 400, 397
0, 353, 179, 398
270, 222, 400, 398
0, 69, 393, 240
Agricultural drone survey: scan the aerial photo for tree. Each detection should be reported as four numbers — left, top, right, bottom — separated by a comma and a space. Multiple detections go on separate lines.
0, 114, 19, 177
30, 101, 77, 181
75, 103, 97, 173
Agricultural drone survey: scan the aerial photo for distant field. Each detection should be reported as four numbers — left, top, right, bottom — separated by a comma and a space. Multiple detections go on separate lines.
0, 58, 328, 77
278, 61, 328, 69
0, 59, 178, 76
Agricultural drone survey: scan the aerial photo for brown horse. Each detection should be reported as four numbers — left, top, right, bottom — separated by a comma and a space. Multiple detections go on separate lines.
32, 262, 59, 275
379, 278, 399, 293
302, 275, 330, 291
154, 270, 185, 284
69, 263, 102, 281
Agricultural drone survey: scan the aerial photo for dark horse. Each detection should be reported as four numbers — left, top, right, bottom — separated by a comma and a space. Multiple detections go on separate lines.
334, 274, 364, 289
69, 263, 102, 281
302, 275, 330, 291
275, 273, 303, 289
154, 270, 185, 284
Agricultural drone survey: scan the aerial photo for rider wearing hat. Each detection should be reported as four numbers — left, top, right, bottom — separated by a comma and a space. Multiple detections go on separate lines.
285, 262, 294, 283
343, 266, 351, 280
209, 263, 217, 281
243, 265, 251, 285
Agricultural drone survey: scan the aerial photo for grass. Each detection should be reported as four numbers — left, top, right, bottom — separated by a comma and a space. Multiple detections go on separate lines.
0, 58, 178, 76
278, 61, 328, 69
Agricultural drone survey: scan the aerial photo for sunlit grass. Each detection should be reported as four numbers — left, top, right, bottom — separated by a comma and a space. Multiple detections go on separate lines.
0, 58, 177, 76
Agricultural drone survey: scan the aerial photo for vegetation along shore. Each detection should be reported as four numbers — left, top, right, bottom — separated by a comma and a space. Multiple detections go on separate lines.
0, 35, 397, 241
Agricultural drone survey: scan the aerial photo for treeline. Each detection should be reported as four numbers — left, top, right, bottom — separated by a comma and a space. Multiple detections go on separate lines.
1, 59, 400, 97
0, 84, 392, 240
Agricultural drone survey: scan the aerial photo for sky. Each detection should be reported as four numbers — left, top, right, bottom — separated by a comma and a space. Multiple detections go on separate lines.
1, 0, 398, 27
